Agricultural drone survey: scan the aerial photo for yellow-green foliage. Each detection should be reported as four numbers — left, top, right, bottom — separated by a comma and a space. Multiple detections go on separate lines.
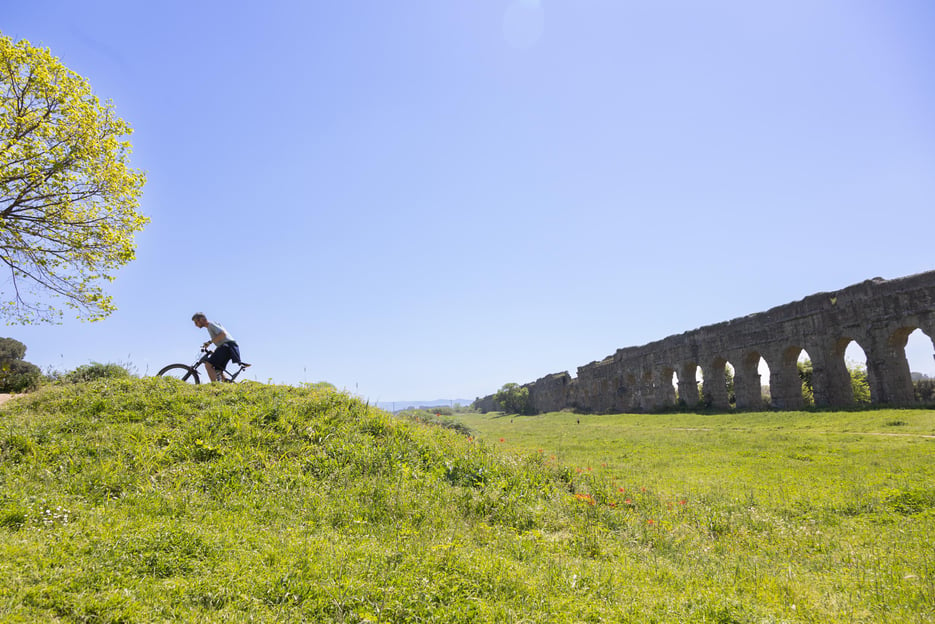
0, 32, 147, 323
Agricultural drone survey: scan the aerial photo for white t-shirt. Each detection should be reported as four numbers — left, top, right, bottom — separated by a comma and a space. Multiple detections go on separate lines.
207, 322, 234, 344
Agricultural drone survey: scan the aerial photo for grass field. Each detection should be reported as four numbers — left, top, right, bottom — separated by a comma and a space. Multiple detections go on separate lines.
1, 379, 934, 623
457, 408, 935, 623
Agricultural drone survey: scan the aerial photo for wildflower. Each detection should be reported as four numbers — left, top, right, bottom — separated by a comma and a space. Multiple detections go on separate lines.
625, 498, 632, 505
499, 438, 505, 443
648, 519, 655, 526
618, 487, 625, 493
574, 493, 595, 506
679, 499, 687, 506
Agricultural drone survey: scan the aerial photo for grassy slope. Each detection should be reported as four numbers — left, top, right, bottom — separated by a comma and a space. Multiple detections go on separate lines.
1, 381, 933, 623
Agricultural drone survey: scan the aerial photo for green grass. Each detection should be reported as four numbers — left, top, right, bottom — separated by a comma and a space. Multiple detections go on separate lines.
458, 409, 935, 623
1, 380, 934, 622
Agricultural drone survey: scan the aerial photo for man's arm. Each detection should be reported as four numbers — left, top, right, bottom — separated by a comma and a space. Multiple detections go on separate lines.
204, 324, 229, 348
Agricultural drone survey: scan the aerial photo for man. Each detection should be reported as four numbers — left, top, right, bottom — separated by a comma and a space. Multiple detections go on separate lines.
191, 312, 243, 382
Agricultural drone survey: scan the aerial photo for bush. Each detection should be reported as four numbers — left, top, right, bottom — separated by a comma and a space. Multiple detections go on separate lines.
0, 359, 42, 393
915, 379, 935, 404
60, 362, 134, 384
495, 383, 531, 415
0, 337, 42, 393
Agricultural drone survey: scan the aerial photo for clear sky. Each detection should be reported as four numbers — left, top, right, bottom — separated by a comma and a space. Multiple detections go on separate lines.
3, 1, 935, 403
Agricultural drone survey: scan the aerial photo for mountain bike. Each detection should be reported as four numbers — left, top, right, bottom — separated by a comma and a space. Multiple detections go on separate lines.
156, 345, 251, 384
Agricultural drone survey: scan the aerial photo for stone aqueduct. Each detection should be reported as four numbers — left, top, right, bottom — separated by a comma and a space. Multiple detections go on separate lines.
477, 271, 935, 413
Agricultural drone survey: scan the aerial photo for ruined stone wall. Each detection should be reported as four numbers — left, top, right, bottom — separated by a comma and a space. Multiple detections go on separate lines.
472, 394, 500, 413
476, 271, 935, 413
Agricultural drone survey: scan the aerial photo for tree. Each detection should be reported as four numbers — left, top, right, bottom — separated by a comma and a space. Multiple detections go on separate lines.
495, 382, 531, 415
915, 379, 935, 404
0, 33, 147, 323
797, 359, 814, 405
0, 336, 26, 360
0, 336, 41, 392
849, 362, 871, 404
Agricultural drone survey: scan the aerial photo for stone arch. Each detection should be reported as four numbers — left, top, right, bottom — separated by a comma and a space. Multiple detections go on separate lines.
905, 327, 935, 380
639, 370, 656, 411
921, 318, 935, 349
701, 357, 730, 410
656, 365, 677, 408
612, 377, 631, 413
726, 360, 736, 407
907, 325, 935, 403
765, 345, 806, 409
842, 338, 871, 404
676, 361, 701, 407
880, 324, 932, 404
733, 350, 765, 410
623, 373, 639, 411
808, 336, 866, 407
864, 326, 916, 405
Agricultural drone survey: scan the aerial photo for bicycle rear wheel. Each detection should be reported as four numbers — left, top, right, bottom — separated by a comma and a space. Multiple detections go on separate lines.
156, 364, 200, 384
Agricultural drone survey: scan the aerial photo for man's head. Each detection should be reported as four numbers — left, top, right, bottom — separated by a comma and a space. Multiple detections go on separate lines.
192, 312, 207, 328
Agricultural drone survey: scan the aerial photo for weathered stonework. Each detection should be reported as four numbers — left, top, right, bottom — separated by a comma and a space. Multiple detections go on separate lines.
478, 271, 935, 413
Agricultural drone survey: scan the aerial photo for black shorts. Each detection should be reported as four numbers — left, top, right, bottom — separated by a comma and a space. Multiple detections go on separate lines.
208, 342, 241, 371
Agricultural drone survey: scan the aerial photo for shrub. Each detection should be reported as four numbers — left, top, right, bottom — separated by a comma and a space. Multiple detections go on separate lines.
0, 337, 42, 392
495, 383, 531, 415
914, 379, 935, 404
848, 362, 871, 404
61, 362, 134, 384
0, 359, 42, 393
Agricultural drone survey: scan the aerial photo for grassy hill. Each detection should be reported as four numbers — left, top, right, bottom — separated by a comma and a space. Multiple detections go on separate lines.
1, 379, 934, 622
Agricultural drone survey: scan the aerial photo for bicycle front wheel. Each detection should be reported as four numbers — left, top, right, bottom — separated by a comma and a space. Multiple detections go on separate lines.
156, 364, 201, 384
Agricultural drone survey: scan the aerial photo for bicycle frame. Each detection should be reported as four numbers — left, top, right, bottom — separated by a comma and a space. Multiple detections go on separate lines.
158, 346, 250, 384
195, 345, 250, 382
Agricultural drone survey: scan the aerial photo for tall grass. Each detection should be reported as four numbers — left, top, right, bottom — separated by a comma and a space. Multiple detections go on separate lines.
1, 380, 933, 622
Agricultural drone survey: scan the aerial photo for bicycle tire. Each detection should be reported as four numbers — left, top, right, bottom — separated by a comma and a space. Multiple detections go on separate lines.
156, 364, 201, 384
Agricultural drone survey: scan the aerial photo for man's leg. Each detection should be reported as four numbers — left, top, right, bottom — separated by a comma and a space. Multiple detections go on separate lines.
205, 361, 221, 382
207, 344, 232, 382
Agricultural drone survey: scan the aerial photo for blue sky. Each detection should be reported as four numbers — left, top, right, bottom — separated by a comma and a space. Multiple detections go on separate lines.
3, 1, 934, 402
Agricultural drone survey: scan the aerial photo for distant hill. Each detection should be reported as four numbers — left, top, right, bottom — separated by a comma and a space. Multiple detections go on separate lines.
375, 399, 474, 412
